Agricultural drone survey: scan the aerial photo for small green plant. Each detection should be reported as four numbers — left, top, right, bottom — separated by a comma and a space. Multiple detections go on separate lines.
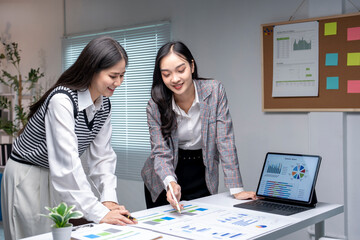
0, 38, 44, 136
41, 202, 83, 228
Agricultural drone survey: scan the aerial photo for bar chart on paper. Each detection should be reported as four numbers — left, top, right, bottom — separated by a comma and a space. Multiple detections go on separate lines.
134, 202, 296, 239
70, 223, 162, 240
134, 204, 216, 228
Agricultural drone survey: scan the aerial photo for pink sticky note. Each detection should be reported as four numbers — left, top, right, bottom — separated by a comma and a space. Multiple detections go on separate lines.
347, 80, 360, 93
348, 27, 360, 41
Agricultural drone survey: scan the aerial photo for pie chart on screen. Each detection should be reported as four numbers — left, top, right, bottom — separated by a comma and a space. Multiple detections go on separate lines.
292, 164, 306, 179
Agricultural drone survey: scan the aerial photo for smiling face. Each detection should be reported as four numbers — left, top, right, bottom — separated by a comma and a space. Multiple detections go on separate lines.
88, 59, 126, 102
160, 52, 194, 100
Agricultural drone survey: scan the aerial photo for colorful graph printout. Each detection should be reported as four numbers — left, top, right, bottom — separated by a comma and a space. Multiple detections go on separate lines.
150, 202, 297, 240
133, 204, 216, 228
272, 21, 319, 97
71, 223, 162, 240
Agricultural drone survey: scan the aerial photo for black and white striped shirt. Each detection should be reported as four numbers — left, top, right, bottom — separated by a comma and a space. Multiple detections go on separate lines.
10, 86, 111, 168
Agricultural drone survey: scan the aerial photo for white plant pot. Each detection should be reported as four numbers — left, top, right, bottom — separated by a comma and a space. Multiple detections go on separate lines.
51, 224, 73, 240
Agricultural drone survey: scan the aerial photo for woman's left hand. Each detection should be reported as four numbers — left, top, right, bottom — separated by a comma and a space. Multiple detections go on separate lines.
102, 201, 126, 211
233, 191, 257, 200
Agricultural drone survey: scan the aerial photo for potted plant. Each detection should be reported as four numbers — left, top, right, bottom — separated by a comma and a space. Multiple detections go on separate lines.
41, 202, 83, 240
0, 38, 44, 138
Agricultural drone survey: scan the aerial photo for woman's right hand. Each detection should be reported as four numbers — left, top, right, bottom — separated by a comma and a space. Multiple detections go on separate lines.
99, 209, 137, 226
166, 181, 184, 211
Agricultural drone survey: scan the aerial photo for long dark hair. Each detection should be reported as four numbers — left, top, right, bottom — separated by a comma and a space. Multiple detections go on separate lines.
27, 36, 128, 122
151, 41, 202, 142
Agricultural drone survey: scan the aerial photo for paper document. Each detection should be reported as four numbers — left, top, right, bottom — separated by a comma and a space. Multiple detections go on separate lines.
272, 21, 319, 97
133, 202, 296, 239
71, 223, 162, 240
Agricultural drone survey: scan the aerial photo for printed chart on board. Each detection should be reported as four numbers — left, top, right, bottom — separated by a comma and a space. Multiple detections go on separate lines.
272, 21, 319, 97
133, 202, 296, 239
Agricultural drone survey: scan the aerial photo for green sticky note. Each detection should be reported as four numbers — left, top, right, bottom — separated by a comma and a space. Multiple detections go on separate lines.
325, 22, 337, 36
326, 77, 339, 90
347, 52, 360, 66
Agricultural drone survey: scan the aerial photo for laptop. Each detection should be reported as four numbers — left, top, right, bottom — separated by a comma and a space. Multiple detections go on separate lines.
234, 152, 321, 216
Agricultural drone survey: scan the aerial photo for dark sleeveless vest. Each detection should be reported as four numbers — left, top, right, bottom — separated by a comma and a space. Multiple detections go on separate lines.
10, 86, 111, 168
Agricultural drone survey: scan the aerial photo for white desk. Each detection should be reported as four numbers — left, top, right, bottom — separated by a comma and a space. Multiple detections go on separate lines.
197, 192, 343, 240
21, 192, 343, 240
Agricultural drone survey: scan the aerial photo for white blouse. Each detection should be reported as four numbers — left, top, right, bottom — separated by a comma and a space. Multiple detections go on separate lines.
45, 89, 117, 223
164, 82, 243, 195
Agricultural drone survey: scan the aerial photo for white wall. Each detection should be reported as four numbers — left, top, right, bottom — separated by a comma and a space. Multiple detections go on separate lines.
0, 0, 63, 88
1, 0, 360, 239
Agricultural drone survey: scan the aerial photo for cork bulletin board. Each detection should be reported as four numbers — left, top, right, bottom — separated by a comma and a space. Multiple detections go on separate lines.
262, 12, 360, 112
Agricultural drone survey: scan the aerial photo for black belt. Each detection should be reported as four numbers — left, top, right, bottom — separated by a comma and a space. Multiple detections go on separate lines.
175, 148, 210, 200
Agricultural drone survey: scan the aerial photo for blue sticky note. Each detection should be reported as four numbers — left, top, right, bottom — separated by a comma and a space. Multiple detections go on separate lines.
326, 77, 339, 89
325, 53, 338, 66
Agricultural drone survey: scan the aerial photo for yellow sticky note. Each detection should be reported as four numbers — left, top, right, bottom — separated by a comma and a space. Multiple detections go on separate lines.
325, 22, 337, 36
347, 53, 360, 66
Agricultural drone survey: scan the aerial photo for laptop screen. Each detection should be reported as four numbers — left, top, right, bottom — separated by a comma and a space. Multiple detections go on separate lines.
256, 152, 321, 204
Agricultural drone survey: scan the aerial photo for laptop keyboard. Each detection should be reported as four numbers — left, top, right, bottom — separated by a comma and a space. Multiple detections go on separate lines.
234, 200, 310, 216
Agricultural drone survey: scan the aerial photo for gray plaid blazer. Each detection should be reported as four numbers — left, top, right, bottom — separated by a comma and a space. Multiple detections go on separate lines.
141, 79, 243, 202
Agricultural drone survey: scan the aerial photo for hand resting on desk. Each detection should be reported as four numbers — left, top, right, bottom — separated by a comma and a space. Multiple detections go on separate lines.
100, 202, 138, 225
233, 191, 257, 200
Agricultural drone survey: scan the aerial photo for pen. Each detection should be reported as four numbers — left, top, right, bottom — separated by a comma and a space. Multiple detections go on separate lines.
72, 223, 94, 231
168, 183, 181, 213
123, 214, 137, 221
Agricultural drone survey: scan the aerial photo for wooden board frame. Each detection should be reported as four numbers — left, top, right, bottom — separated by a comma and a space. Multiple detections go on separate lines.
262, 12, 360, 112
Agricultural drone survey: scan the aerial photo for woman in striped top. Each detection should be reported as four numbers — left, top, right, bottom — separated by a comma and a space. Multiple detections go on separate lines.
1, 36, 136, 240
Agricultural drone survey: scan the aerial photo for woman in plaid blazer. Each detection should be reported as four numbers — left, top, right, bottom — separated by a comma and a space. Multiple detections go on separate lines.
141, 41, 256, 209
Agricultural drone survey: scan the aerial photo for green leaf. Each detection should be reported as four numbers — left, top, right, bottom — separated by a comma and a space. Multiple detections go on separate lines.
49, 213, 63, 226
56, 202, 67, 216
0, 118, 17, 136
63, 211, 83, 223
26, 68, 44, 90
0, 96, 11, 109
42, 202, 83, 228
1, 70, 17, 86
44, 206, 55, 213
66, 205, 75, 213
0, 39, 45, 137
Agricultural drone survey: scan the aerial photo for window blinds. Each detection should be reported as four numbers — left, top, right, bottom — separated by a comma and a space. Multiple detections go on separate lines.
62, 22, 171, 180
